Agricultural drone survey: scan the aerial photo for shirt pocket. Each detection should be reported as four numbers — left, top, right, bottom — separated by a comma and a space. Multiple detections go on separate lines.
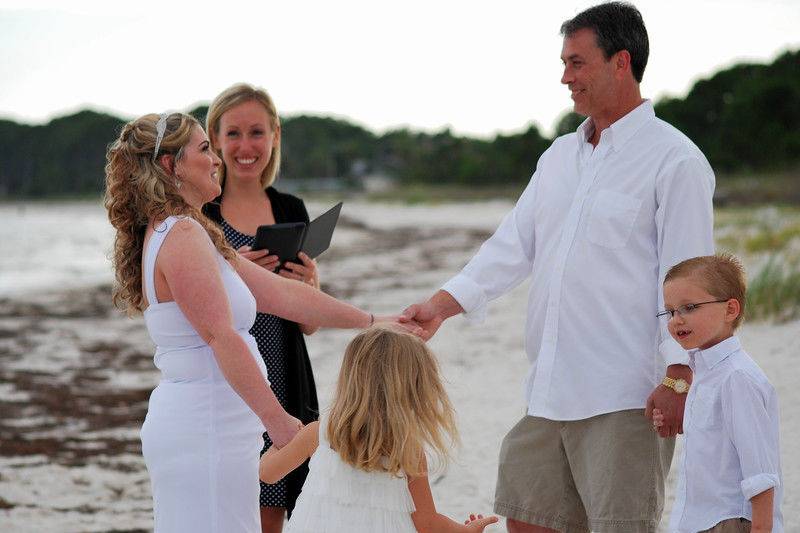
586, 189, 642, 249
688, 387, 722, 430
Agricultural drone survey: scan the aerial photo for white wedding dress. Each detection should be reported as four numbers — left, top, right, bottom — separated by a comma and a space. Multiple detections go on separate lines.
139, 216, 267, 532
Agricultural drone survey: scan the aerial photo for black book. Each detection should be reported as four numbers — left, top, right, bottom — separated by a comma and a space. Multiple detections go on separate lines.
252, 202, 343, 266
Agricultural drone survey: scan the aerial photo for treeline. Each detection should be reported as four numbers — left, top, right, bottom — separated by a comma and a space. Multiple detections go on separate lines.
0, 50, 797, 198
655, 50, 799, 172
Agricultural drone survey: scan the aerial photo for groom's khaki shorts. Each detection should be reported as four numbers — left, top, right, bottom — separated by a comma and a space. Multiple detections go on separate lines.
494, 410, 674, 533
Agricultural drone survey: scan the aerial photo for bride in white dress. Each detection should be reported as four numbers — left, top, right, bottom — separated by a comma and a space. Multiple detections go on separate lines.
104, 112, 416, 532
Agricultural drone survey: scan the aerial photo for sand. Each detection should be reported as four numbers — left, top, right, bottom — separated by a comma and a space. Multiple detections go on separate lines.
0, 200, 796, 531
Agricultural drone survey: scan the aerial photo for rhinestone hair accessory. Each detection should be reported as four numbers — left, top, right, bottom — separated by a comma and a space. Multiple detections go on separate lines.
152, 113, 169, 162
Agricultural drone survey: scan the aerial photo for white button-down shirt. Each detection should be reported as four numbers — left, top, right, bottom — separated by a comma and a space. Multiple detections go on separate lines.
670, 336, 783, 532
442, 100, 715, 420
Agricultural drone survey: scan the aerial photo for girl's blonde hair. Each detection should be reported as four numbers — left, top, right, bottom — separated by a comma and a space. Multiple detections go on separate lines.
327, 325, 459, 478
664, 253, 747, 329
104, 112, 235, 315
206, 83, 281, 189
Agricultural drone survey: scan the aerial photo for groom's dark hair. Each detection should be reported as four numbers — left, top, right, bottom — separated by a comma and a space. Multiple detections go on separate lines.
560, 2, 649, 83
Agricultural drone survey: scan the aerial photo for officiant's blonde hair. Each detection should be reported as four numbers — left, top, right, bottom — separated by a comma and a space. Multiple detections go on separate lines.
326, 325, 459, 477
206, 83, 281, 189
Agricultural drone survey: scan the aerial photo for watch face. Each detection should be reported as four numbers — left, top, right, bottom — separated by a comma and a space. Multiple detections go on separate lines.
674, 380, 689, 393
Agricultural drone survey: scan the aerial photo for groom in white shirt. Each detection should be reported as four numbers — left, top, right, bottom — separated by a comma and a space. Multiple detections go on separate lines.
401, 2, 715, 532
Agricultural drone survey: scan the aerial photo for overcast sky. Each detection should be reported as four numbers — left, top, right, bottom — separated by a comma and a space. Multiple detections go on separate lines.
1, 0, 798, 137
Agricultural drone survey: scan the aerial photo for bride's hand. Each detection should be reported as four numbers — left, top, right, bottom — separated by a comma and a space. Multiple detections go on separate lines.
265, 412, 302, 449
372, 315, 426, 338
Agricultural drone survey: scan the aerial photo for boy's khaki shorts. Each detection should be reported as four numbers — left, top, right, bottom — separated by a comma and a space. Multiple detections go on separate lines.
494, 410, 674, 533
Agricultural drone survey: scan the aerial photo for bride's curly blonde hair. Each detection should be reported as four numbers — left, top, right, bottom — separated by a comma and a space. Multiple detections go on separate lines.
327, 325, 459, 478
104, 112, 235, 315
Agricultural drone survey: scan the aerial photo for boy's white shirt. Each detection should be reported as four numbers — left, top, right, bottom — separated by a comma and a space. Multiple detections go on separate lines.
670, 335, 783, 532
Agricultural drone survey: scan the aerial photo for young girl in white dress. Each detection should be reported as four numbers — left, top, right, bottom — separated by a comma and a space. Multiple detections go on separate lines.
259, 325, 498, 533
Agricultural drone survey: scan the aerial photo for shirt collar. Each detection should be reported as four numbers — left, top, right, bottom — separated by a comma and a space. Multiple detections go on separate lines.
576, 116, 595, 146
689, 335, 741, 372
574, 99, 655, 152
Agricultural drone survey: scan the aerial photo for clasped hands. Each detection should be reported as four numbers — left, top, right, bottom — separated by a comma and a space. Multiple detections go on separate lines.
366, 298, 447, 340
241, 244, 437, 338
645, 365, 692, 438
370, 302, 440, 339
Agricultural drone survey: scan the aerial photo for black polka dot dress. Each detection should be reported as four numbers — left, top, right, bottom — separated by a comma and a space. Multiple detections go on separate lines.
221, 218, 290, 509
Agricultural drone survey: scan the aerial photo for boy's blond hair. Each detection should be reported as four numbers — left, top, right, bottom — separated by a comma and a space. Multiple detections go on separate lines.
326, 325, 459, 477
664, 253, 747, 329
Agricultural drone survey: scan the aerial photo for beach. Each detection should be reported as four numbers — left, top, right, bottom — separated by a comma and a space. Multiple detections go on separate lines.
0, 200, 797, 532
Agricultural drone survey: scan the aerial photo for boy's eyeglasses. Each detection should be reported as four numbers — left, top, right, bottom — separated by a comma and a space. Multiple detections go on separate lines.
656, 300, 728, 320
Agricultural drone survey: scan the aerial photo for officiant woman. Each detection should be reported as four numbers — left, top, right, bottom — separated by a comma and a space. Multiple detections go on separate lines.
202, 83, 319, 533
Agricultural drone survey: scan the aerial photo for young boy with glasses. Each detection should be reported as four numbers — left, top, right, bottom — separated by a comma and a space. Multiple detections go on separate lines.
653, 254, 783, 532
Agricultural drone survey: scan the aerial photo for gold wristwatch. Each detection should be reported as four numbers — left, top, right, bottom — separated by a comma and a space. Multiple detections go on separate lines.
662, 377, 690, 394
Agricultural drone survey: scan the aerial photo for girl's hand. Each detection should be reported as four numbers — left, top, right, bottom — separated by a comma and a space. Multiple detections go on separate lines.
464, 514, 499, 531
238, 245, 280, 272
651, 408, 665, 430
279, 252, 319, 288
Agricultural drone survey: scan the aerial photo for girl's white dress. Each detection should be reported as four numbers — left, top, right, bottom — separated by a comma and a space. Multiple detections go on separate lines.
286, 417, 417, 533
139, 216, 267, 532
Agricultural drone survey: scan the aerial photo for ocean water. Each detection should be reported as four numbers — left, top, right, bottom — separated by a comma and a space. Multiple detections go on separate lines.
0, 198, 516, 299
0, 201, 115, 297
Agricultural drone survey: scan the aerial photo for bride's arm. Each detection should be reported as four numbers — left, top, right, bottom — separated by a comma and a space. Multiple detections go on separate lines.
157, 219, 300, 446
232, 253, 372, 329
